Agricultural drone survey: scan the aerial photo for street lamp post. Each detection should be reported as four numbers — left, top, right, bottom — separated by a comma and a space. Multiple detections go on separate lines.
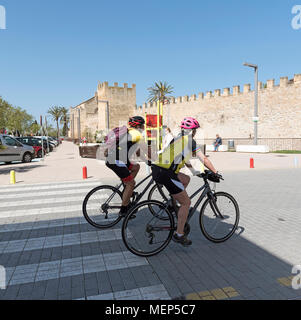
243, 62, 259, 145
45, 116, 50, 154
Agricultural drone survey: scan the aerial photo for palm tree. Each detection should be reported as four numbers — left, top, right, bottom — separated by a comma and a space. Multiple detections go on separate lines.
60, 107, 69, 137
48, 106, 62, 139
147, 81, 174, 104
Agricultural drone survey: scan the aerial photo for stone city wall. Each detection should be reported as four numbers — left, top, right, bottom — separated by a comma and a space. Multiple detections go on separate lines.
136, 74, 301, 139
69, 82, 137, 140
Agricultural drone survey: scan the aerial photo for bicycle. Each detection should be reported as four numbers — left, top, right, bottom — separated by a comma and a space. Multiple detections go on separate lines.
121, 170, 240, 257
82, 171, 169, 229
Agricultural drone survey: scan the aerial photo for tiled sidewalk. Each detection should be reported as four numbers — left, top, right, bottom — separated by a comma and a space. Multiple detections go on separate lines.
1, 169, 301, 300
0, 180, 170, 300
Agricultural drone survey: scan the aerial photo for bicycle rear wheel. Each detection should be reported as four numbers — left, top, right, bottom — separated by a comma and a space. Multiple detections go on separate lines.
147, 184, 171, 220
83, 185, 122, 229
122, 200, 175, 257
199, 192, 240, 243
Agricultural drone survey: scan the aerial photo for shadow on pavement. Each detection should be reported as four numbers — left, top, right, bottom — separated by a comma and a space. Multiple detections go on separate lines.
0, 208, 299, 300
0, 164, 45, 175
0, 169, 301, 300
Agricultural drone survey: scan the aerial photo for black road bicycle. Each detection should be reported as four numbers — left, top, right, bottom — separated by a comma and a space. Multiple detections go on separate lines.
82, 172, 169, 229
121, 170, 240, 257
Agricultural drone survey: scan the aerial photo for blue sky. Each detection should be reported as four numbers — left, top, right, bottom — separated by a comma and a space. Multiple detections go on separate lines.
0, 0, 300, 125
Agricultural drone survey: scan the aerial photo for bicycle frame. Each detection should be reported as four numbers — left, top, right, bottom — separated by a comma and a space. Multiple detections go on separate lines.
114, 173, 152, 191
186, 183, 211, 222
110, 173, 164, 208
168, 178, 222, 224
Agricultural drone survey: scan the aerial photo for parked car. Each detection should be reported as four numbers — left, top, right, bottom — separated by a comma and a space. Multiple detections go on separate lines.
48, 137, 59, 146
0, 134, 35, 164
15, 137, 46, 158
19, 136, 53, 153
34, 136, 57, 149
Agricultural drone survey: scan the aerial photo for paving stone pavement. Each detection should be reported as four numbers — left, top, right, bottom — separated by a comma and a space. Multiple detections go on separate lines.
0, 168, 301, 300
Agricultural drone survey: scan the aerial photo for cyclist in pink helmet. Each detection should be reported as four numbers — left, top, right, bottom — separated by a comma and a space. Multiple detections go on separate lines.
180, 117, 200, 130
152, 117, 219, 246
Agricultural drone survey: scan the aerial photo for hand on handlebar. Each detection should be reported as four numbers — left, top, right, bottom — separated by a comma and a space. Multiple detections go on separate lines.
200, 170, 224, 181
215, 171, 224, 180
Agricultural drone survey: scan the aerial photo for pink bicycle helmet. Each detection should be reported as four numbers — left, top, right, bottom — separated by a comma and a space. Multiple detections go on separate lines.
180, 117, 200, 130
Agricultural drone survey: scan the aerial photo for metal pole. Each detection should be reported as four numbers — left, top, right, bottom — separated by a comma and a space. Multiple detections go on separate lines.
254, 67, 258, 145
168, 102, 170, 129
45, 116, 49, 153
41, 128, 44, 161
243, 62, 259, 146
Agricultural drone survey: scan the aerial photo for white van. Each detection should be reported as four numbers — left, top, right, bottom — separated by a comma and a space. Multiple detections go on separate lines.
0, 135, 35, 164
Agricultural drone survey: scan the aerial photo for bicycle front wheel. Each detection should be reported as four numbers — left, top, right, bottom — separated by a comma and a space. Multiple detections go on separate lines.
122, 200, 175, 257
199, 192, 240, 243
83, 185, 122, 229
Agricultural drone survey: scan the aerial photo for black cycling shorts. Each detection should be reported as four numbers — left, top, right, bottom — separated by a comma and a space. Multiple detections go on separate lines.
106, 160, 134, 182
151, 165, 185, 195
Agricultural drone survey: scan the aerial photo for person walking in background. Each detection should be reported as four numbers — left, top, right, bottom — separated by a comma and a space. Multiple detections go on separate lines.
162, 127, 174, 151
214, 134, 222, 152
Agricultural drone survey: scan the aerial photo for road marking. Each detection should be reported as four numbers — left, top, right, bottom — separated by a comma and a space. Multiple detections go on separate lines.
277, 276, 294, 287
185, 293, 201, 300
6, 251, 148, 286
185, 287, 240, 300
2, 187, 98, 199
0, 228, 132, 254
0, 204, 82, 218
0, 216, 87, 233
1, 194, 109, 208
0, 181, 102, 194
80, 284, 170, 300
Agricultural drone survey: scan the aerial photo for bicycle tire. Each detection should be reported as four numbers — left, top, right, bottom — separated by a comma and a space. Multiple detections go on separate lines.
83, 185, 123, 229
199, 192, 240, 243
122, 200, 175, 257
147, 184, 172, 220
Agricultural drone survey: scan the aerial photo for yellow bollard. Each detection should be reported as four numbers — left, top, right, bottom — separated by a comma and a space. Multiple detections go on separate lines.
10, 170, 16, 185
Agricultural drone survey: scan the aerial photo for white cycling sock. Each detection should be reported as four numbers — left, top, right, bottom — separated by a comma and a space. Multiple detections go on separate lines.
176, 233, 184, 237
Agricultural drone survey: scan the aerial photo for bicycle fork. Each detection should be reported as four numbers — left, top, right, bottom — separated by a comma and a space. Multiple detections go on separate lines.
208, 193, 224, 219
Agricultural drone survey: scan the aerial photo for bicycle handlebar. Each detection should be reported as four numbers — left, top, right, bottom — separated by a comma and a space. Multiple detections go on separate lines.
197, 170, 224, 181
146, 162, 223, 181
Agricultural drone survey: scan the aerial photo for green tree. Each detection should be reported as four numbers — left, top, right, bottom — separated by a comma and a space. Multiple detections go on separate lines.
60, 107, 69, 137
0, 97, 12, 131
147, 81, 174, 104
30, 121, 41, 136
0, 97, 35, 136
45, 124, 57, 137
10, 107, 33, 136
48, 106, 62, 138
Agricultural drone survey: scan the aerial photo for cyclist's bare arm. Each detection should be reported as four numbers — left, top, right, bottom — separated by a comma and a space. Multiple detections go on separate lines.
184, 160, 199, 175
195, 150, 217, 173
